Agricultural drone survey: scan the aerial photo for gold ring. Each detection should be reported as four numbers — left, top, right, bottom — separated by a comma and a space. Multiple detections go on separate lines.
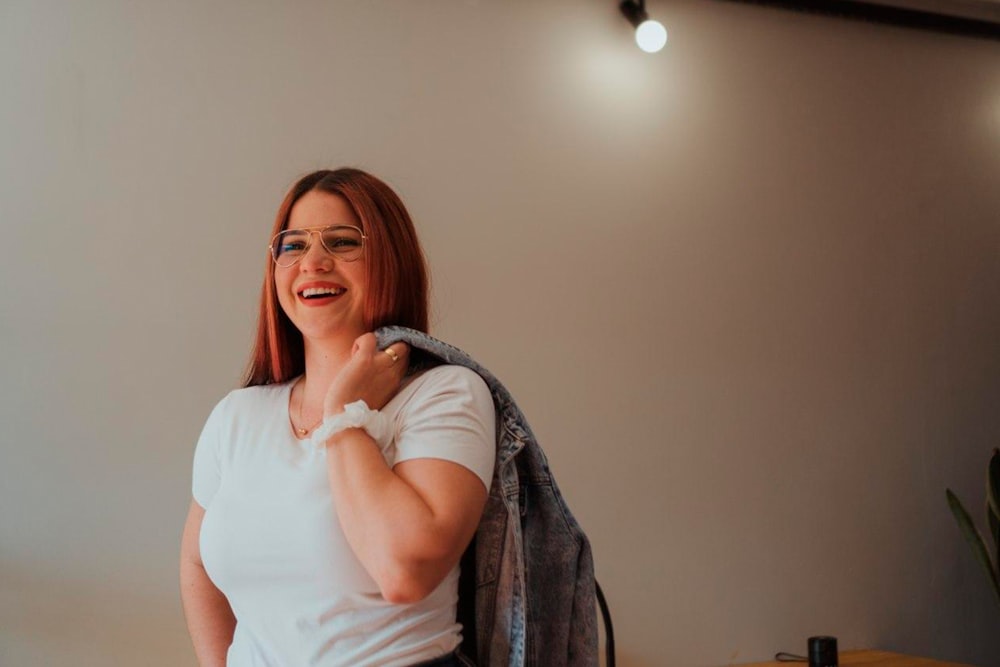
383, 348, 400, 364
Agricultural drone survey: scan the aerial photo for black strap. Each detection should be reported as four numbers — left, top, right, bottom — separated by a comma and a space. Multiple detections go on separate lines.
596, 579, 615, 667
457, 537, 478, 663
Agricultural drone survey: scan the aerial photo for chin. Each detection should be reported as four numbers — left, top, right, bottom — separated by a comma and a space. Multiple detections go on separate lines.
296, 319, 366, 344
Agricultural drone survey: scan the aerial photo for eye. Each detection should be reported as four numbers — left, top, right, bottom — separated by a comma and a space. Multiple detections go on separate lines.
280, 240, 307, 253
275, 231, 308, 255
323, 229, 363, 251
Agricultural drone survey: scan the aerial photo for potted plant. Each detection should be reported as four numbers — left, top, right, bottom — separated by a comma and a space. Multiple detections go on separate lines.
946, 448, 1000, 609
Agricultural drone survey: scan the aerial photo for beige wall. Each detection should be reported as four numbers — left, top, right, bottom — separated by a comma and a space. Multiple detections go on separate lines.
2, 1, 999, 665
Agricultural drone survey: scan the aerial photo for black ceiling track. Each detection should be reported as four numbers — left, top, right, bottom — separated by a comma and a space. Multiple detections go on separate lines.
715, 0, 1000, 40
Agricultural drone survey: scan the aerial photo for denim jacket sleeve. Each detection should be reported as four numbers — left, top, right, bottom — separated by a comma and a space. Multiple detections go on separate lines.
375, 327, 599, 667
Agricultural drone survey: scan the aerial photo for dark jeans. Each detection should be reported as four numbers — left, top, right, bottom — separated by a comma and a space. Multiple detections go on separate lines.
408, 652, 462, 667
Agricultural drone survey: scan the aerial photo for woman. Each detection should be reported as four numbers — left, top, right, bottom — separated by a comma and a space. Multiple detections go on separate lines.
180, 168, 496, 667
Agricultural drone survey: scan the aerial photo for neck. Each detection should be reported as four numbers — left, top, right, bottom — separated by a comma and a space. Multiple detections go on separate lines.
291, 327, 368, 437
299, 334, 356, 404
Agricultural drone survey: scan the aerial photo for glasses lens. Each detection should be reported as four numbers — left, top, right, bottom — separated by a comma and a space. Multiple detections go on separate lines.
320, 226, 364, 261
272, 230, 309, 266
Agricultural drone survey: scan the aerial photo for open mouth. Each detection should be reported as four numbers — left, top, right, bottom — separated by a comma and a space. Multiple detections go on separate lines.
298, 286, 346, 300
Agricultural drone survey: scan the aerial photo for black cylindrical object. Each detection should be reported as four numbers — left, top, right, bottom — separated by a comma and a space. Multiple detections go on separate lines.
808, 636, 838, 667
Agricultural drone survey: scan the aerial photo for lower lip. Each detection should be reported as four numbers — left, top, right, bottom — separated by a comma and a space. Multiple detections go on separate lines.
297, 293, 343, 307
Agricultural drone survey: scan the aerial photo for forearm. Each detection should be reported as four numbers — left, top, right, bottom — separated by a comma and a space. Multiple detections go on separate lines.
180, 558, 236, 667
324, 428, 459, 603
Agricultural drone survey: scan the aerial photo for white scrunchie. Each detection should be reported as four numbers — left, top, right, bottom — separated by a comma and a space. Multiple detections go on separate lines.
310, 400, 391, 450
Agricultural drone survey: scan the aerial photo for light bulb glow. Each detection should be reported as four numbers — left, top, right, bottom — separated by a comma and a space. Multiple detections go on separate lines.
635, 19, 667, 53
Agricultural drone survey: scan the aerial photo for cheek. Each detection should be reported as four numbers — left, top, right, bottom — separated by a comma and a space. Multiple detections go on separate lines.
350, 266, 367, 290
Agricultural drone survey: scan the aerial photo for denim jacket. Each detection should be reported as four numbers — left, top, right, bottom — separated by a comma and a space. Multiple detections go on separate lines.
374, 327, 598, 667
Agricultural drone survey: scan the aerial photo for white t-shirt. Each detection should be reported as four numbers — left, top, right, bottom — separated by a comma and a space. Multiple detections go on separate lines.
192, 365, 496, 667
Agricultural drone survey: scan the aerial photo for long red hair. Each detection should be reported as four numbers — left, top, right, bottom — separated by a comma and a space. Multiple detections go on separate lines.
242, 168, 429, 387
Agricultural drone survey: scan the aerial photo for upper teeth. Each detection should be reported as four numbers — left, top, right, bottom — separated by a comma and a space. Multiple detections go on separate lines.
302, 287, 343, 297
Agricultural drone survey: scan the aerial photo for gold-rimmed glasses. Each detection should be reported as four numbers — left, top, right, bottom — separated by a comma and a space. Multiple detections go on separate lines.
269, 225, 366, 267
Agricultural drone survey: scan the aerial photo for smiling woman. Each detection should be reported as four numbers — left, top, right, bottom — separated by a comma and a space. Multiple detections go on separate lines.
179, 168, 495, 667
246, 169, 430, 387
272, 191, 371, 349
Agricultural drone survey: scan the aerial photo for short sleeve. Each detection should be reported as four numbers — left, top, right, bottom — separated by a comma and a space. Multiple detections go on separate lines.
191, 395, 229, 508
393, 366, 496, 491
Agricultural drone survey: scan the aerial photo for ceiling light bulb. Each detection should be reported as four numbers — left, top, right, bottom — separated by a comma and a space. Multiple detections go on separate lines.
635, 19, 667, 53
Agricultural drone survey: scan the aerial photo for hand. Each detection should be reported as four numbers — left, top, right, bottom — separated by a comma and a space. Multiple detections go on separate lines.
323, 334, 410, 417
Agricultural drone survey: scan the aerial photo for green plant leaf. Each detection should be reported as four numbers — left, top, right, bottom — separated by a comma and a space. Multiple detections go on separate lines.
946, 488, 1000, 609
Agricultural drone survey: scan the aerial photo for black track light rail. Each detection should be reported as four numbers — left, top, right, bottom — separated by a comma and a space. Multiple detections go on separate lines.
716, 0, 1000, 40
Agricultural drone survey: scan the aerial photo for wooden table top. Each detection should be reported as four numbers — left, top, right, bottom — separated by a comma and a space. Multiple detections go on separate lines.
737, 649, 978, 667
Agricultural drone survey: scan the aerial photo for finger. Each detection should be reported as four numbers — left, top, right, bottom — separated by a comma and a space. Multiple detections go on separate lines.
381, 345, 402, 366
380, 342, 410, 367
354, 333, 376, 356
385, 342, 408, 357
392, 342, 410, 364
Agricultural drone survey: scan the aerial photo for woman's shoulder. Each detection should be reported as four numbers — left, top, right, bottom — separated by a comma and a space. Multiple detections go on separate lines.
389, 364, 494, 420
406, 364, 490, 396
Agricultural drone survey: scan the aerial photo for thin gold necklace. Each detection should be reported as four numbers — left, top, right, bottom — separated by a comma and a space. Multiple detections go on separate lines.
294, 379, 323, 437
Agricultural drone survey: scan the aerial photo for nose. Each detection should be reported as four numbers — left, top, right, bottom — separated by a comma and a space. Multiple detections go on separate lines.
298, 231, 334, 271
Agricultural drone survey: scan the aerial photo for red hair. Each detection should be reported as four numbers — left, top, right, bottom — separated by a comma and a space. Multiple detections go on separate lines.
242, 168, 429, 387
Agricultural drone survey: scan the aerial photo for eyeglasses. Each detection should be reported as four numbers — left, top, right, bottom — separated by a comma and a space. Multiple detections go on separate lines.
269, 225, 366, 267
